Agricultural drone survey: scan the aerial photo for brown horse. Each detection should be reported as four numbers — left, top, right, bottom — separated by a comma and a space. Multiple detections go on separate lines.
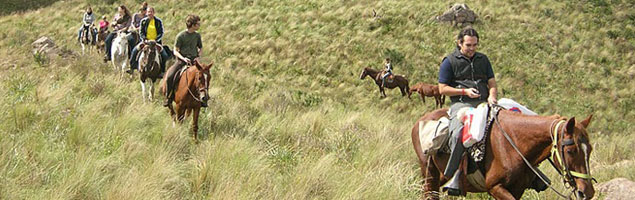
409, 83, 445, 108
359, 67, 410, 98
412, 108, 595, 200
96, 29, 110, 54
161, 60, 211, 140
138, 40, 162, 102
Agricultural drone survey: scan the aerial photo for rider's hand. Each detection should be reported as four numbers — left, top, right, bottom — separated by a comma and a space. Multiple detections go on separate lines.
488, 96, 498, 105
465, 88, 481, 98
182, 57, 192, 65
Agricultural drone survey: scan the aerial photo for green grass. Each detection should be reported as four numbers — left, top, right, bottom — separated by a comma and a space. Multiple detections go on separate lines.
0, 0, 633, 199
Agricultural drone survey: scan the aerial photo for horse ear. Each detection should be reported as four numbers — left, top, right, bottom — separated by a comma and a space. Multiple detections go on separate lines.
194, 60, 202, 69
565, 117, 576, 135
580, 114, 593, 128
205, 62, 213, 70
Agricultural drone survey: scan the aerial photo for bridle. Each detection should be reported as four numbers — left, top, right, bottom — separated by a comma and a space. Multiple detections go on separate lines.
183, 67, 209, 103
495, 114, 595, 199
547, 120, 596, 188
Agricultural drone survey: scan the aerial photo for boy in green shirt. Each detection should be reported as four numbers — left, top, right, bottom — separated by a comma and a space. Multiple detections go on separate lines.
163, 14, 205, 107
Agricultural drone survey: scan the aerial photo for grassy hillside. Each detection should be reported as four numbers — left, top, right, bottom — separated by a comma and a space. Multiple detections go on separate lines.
0, 0, 633, 199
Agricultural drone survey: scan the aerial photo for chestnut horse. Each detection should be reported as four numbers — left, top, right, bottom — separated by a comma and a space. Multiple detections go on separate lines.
412, 108, 595, 200
138, 40, 162, 102
96, 29, 110, 54
409, 82, 445, 108
359, 67, 410, 98
161, 60, 211, 140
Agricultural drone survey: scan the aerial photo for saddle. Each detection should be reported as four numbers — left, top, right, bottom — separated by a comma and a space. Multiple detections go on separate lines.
420, 105, 501, 191
379, 71, 395, 83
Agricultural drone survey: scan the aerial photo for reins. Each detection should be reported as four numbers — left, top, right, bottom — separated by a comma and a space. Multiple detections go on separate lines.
183, 67, 207, 103
493, 115, 573, 199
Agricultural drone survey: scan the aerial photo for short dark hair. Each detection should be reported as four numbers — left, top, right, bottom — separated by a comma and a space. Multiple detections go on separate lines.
457, 27, 479, 44
186, 14, 200, 28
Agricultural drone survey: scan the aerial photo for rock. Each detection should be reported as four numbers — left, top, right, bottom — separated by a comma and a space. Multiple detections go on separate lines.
594, 178, 635, 200
31, 36, 75, 58
435, 3, 478, 27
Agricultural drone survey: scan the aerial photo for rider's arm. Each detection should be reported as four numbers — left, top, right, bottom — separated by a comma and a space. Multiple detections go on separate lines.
156, 18, 163, 42
486, 60, 498, 104
487, 78, 498, 104
196, 34, 203, 58
139, 18, 147, 41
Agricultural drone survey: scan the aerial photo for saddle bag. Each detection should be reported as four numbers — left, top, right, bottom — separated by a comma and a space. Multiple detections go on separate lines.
461, 103, 489, 148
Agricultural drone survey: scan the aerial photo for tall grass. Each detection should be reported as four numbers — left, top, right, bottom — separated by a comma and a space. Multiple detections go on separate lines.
0, 0, 633, 199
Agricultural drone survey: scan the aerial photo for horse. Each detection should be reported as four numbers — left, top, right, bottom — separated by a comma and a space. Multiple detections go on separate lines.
79, 25, 96, 55
161, 60, 212, 140
409, 83, 445, 108
359, 67, 410, 98
111, 31, 131, 76
96, 29, 110, 54
412, 108, 595, 200
138, 40, 162, 102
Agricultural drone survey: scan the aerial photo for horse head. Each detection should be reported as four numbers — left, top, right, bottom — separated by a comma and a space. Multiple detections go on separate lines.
115, 31, 131, 46
193, 60, 212, 103
554, 115, 595, 200
360, 67, 377, 80
139, 40, 161, 72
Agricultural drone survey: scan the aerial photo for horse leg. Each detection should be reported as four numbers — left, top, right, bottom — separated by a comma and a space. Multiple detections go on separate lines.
435, 96, 440, 108
488, 184, 516, 200
423, 156, 441, 200
149, 80, 154, 101
192, 107, 200, 140
420, 92, 426, 104
400, 85, 407, 97
140, 79, 146, 102
378, 85, 386, 98
176, 106, 186, 123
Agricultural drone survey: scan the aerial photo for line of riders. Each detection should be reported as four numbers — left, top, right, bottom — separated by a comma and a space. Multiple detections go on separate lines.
77, 3, 208, 108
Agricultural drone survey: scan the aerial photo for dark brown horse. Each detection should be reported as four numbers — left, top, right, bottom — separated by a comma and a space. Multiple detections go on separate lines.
359, 67, 410, 98
409, 83, 445, 108
138, 40, 162, 102
96, 29, 110, 54
412, 108, 595, 200
161, 60, 211, 140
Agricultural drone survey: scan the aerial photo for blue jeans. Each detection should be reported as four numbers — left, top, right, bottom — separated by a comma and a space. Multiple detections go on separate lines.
104, 32, 115, 59
78, 25, 95, 43
381, 71, 392, 86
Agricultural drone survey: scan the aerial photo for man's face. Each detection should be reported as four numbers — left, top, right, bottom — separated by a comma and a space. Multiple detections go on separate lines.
458, 35, 478, 58
193, 21, 200, 31
146, 8, 154, 19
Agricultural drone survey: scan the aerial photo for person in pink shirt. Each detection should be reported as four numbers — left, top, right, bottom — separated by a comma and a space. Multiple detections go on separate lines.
99, 15, 110, 32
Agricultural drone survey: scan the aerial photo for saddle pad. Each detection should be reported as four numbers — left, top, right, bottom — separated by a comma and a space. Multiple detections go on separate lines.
419, 117, 450, 154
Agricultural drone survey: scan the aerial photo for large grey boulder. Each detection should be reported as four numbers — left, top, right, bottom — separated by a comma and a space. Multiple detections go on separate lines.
435, 3, 478, 27
594, 178, 635, 200
32, 36, 75, 58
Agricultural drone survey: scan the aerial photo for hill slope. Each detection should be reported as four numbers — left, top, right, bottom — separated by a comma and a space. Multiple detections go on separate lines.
0, 0, 633, 199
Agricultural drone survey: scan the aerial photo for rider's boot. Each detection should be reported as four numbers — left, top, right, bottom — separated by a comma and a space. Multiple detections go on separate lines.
442, 169, 463, 196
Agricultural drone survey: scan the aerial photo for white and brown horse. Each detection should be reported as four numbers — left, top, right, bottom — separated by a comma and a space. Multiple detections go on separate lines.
138, 40, 162, 101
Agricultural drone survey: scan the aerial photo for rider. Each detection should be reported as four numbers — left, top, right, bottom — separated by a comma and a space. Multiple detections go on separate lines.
77, 6, 95, 43
98, 15, 110, 32
128, 7, 170, 74
381, 58, 393, 88
438, 27, 497, 195
163, 14, 206, 108
104, 5, 132, 62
